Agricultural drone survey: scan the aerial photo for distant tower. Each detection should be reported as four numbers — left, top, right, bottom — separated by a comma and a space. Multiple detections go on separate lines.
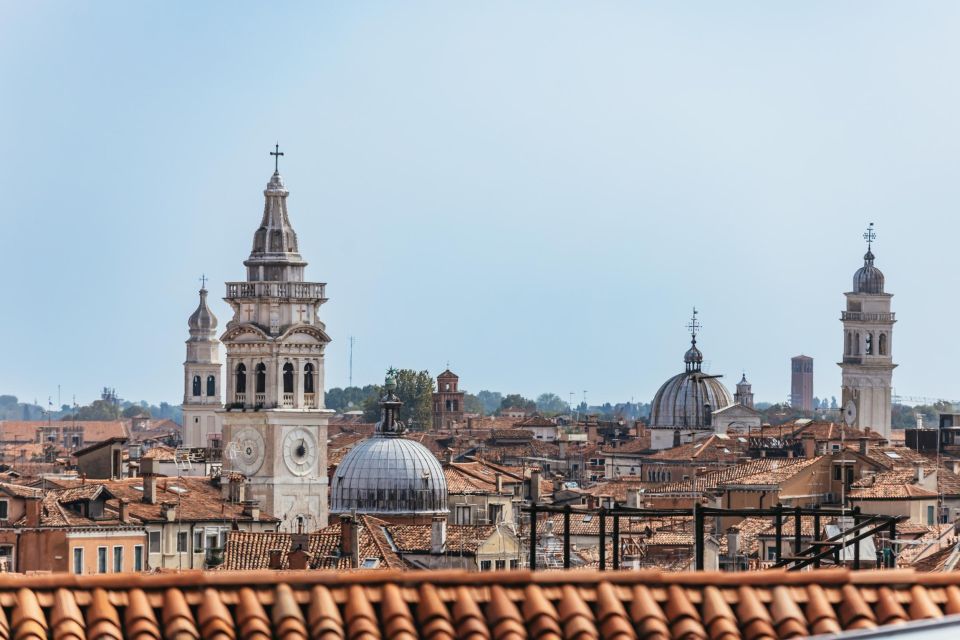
432, 368, 465, 430
839, 223, 896, 437
734, 373, 754, 409
182, 283, 223, 448
790, 356, 814, 412
220, 148, 332, 531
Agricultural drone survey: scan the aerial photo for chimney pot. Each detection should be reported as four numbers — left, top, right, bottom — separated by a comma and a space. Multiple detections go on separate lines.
431, 516, 446, 555
268, 549, 283, 570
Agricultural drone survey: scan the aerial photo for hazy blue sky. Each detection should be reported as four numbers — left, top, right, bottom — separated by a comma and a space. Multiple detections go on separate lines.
2, 2, 958, 408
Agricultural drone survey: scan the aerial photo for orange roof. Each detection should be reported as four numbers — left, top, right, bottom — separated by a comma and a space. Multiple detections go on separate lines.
0, 420, 129, 442
0, 567, 958, 638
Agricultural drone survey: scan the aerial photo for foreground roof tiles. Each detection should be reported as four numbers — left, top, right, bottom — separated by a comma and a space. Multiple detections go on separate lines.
4, 568, 960, 639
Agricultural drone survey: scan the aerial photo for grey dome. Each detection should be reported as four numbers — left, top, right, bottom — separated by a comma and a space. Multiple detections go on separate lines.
331, 437, 448, 516
650, 371, 733, 428
853, 250, 884, 294
187, 288, 218, 337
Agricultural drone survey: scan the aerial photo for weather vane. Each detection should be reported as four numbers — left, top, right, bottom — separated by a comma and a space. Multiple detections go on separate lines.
270, 143, 284, 172
863, 222, 876, 250
686, 307, 701, 341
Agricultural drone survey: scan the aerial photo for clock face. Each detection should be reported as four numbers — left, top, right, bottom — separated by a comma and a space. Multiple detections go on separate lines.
844, 400, 858, 427
232, 427, 265, 476
283, 428, 317, 477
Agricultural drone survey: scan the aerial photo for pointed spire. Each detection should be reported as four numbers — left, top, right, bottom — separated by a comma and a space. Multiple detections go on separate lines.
244, 147, 306, 280
684, 307, 703, 372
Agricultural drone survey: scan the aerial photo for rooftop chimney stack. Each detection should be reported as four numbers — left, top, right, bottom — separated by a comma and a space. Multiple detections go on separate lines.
530, 470, 541, 504
431, 516, 447, 555
268, 549, 283, 570
727, 526, 740, 561
24, 495, 40, 527
859, 437, 869, 456
340, 515, 359, 569
801, 433, 816, 459
141, 458, 158, 504
118, 499, 129, 524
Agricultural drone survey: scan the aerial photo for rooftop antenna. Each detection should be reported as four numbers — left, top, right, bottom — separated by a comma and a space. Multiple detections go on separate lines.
348, 336, 357, 388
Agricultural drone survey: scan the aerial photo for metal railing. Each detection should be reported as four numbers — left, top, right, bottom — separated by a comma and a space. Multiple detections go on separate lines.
523, 503, 902, 572
841, 311, 895, 322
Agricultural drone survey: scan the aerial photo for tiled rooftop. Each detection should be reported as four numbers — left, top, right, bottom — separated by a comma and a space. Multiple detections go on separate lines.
2, 567, 960, 639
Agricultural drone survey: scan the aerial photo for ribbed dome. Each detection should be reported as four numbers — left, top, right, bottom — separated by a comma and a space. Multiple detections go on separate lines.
853, 250, 885, 294
331, 437, 448, 516
187, 288, 218, 337
649, 371, 733, 429
684, 343, 703, 369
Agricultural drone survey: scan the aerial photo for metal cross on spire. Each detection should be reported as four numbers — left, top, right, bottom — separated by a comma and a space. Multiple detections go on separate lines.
199, 274, 208, 290
863, 222, 876, 250
686, 307, 701, 342
270, 143, 284, 172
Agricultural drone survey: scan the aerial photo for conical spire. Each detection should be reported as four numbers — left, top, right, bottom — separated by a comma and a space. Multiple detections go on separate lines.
244, 145, 306, 281
187, 286, 218, 341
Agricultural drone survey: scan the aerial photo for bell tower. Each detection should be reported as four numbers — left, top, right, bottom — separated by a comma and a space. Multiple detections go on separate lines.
839, 223, 896, 438
183, 283, 223, 448
220, 147, 332, 531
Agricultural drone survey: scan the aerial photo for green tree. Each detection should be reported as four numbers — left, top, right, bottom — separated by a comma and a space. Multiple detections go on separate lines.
536, 393, 568, 416
122, 405, 150, 418
362, 369, 434, 430
326, 385, 378, 412
476, 391, 502, 415
71, 399, 121, 421
463, 393, 484, 415
499, 394, 537, 415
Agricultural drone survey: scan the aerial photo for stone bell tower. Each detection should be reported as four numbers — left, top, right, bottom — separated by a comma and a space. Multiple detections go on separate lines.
182, 283, 223, 448
839, 223, 896, 438
220, 146, 332, 531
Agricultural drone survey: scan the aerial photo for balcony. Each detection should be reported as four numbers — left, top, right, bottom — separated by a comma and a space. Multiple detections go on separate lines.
254, 393, 266, 407
234, 393, 246, 404
226, 281, 326, 301
304, 393, 317, 408
841, 311, 895, 323
282, 393, 295, 408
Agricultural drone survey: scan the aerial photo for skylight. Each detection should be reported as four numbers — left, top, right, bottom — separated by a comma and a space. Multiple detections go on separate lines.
361, 558, 380, 569
884, 452, 901, 459
168, 485, 188, 494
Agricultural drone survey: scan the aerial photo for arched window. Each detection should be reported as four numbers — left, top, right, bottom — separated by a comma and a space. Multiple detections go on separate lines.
865, 333, 874, 355
192, 375, 201, 397
304, 363, 315, 394
845, 332, 852, 356
283, 363, 294, 394
854, 332, 861, 356
255, 363, 266, 394
703, 403, 712, 427
879, 333, 887, 356
235, 364, 246, 394
206, 375, 216, 397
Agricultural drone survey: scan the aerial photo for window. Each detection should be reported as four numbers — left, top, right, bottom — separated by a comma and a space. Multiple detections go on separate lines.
879, 333, 887, 356
361, 558, 380, 569
304, 363, 315, 394
134, 545, 143, 572
495, 560, 506, 571
206, 375, 216, 397
766, 547, 778, 561
73, 548, 84, 574
866, 333, 874, 355
834, 466, 842, 481
206, 533, 219, 550
255, 363, 266, 394
148, 531, 161, 553
192, 375, 201, 397
510, 559, 519, 569
480, 560, 492, 571
455, 505, 471, 525
97, 547, 107, 574
489, 504, 503, 524
928, 505, 936, 526
0, 500, 7, 520
113, 546, 123, 572
194, 529, 204, 552
177, 531, 188, 553
235, 364, 247, 394
283, 363, 294, 393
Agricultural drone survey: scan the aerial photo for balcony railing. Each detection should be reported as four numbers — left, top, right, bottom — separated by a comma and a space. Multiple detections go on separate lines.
235, 393, 246, 404
226, 281, 326, 301
282, 393, 295, 407
841, 311, 895, 322
254, 393, 266, 406
304, 393, 316, 408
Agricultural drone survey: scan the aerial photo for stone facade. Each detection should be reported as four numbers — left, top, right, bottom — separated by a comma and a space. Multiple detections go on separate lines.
183, 287, 223, 448
220, 167, 332, 532
839, 235, 896, 438
790, 355, 814, 412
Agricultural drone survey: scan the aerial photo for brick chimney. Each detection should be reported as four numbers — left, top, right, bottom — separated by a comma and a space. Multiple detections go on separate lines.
24, 495, 41, 527
431, 516, 447, 555
141, 458, 158, 505
801, 433, 816, 459
241, 500, 260, 522
530, 470, 541, 504
118, 499, 129, 524
339, 515, 359, 569
287, 548, 310, 570
859, 437, 869, 456
268, 549, 284, 570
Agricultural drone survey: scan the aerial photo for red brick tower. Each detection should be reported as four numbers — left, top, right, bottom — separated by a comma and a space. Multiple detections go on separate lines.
432, 369, 465, 430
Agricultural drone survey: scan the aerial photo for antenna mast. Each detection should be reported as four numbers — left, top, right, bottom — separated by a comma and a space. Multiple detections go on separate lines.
349, 336, 356, 387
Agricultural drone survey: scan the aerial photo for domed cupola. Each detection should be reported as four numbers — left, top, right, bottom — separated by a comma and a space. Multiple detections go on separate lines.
649, 309, 733, 431
187, 286, 218, 340
853, 248, 885, 294
331, 371, 449, 520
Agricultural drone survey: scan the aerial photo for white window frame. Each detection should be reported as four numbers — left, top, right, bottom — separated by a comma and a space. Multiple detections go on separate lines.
97, 546, 107, 573
148, 531, 161, 554
193, 528, 204, 552
113, 546, 123, 572
176, 531, 188, 553
73, 547, 84, 574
